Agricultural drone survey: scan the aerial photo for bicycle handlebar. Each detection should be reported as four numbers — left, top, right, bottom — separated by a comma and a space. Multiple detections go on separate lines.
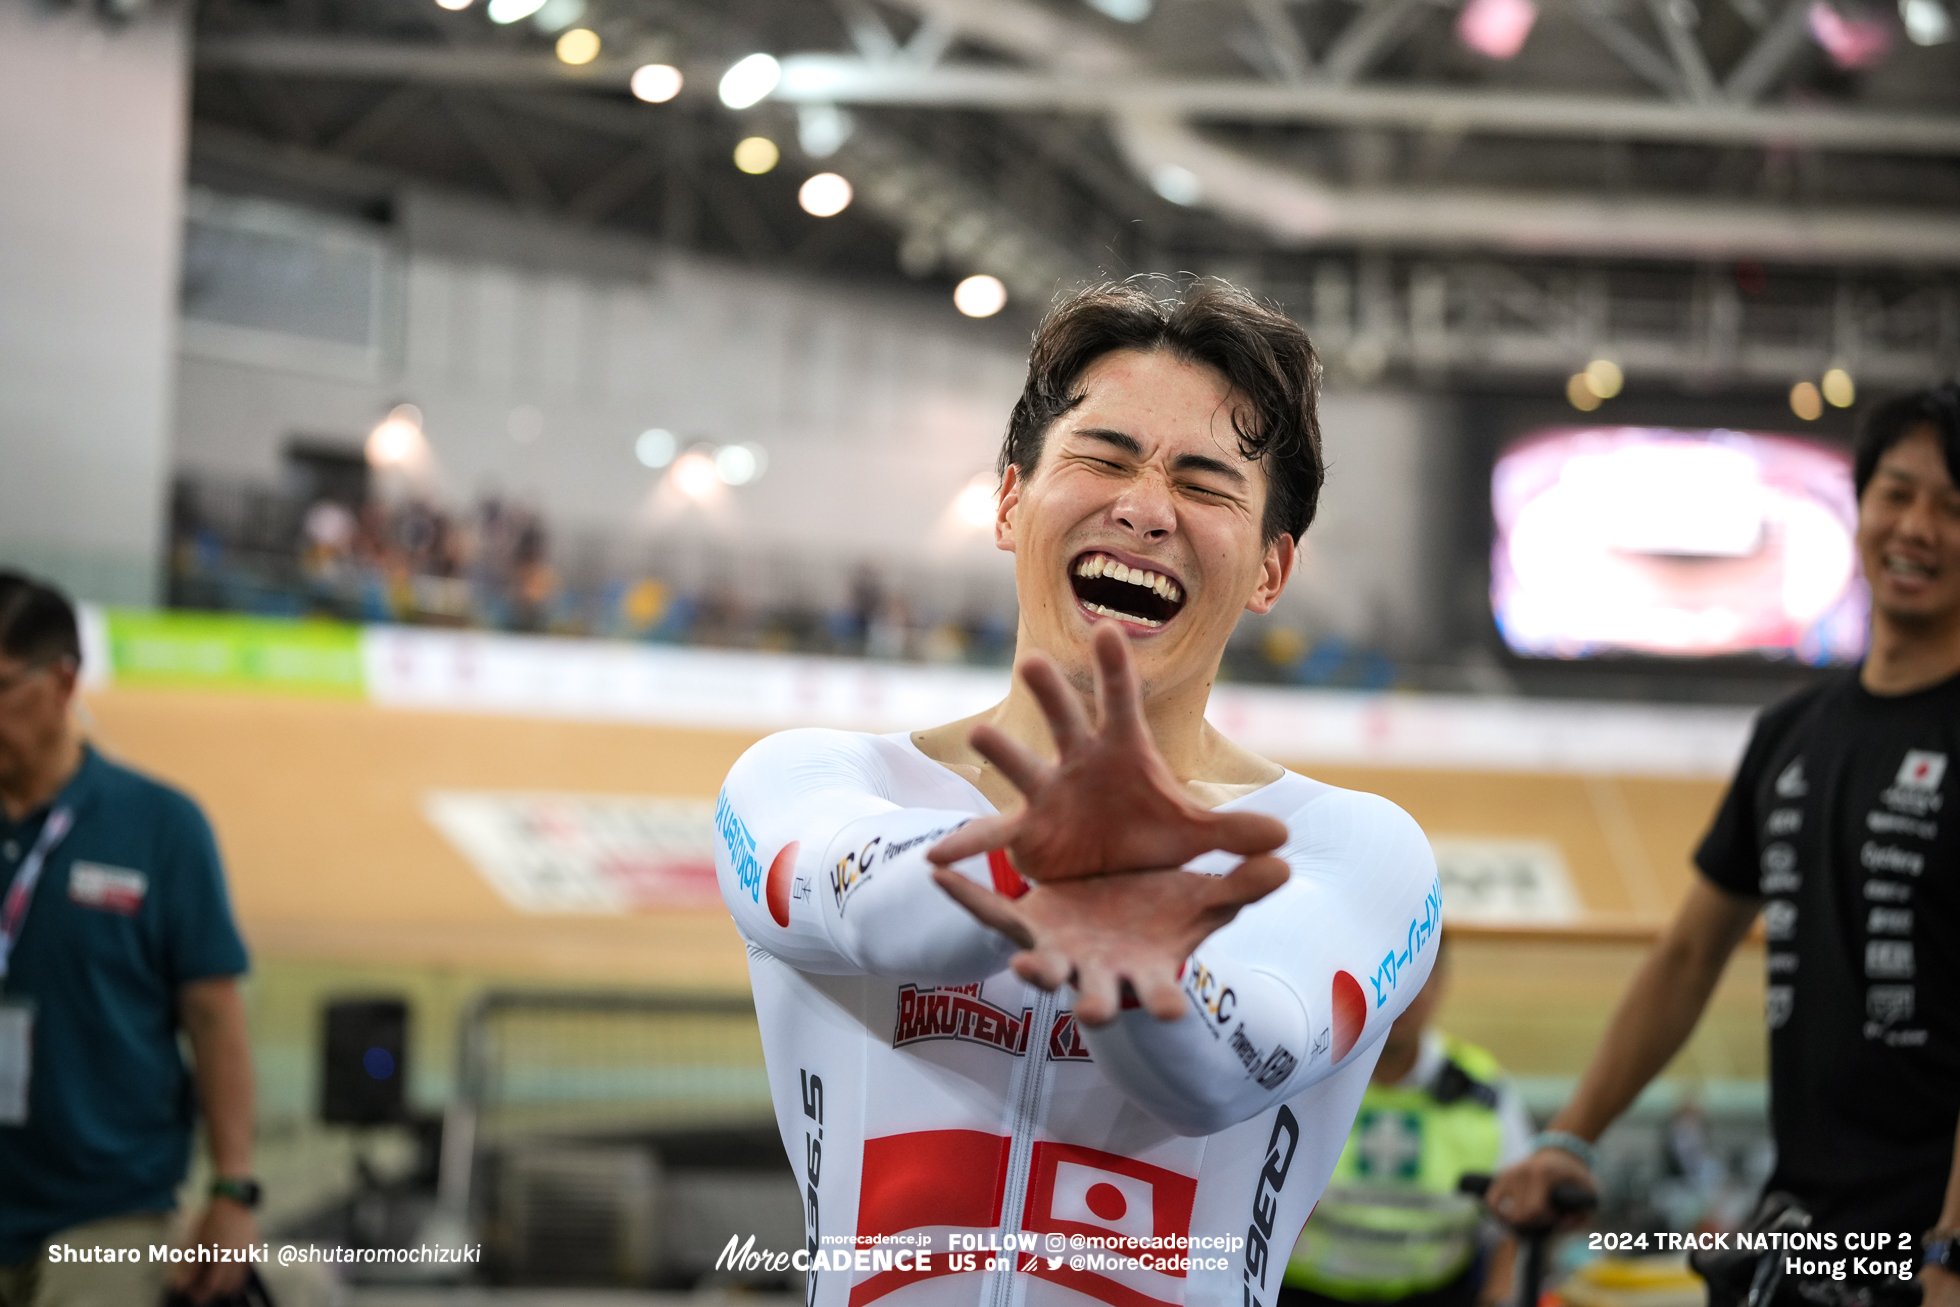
1457, 1173, 1599, 1229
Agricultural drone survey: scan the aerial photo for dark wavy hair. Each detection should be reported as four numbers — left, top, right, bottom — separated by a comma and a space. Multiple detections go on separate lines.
1000, 279, 1324, 544
1855, 381, 1960, 497
0, 571, 81, 668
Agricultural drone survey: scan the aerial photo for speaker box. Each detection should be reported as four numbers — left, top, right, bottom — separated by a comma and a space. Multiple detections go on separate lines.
321, 998, 409, 1125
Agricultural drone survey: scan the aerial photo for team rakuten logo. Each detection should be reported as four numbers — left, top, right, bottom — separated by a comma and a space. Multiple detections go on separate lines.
891, 986, 1095, 1062
893, 984, 1033, 1056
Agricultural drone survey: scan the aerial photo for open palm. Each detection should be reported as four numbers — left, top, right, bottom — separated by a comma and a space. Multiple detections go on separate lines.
927, 623, 1288, 881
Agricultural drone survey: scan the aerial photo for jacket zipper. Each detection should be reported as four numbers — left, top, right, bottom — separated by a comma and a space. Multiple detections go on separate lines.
985, 983, 1060, 1307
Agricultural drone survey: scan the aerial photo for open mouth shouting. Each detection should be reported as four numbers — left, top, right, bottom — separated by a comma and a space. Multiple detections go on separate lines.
1069, 551, 1186, 630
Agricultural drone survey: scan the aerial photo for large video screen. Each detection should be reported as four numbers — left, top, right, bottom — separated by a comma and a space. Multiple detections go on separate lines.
1492, 426, 1867, 662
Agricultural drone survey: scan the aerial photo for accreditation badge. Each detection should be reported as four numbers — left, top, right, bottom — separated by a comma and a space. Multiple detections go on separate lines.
0, 999, 32, 1124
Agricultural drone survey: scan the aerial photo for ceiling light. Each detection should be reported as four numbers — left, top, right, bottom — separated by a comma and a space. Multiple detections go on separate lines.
1790, 380, 1824, 421
733, 136, 779, 175
434, 0, 473, 11
714, 443, 767, 486
1821, 367, 1856, 408
1457, 0, 1539, 57
1901, 0, 1955, 42
953, 473, 998, 529
798, 172, 852, 217
1150, 165, 1202, 206
798, 103, 854, 159
953, 274, 1007, 318
1566, 374, 1603, 412
635, 428, 677, 468
670, 450, 721, 500
719, 53, 781, 109
529, 0, 582, 31
555, 28, 600, 65
486, 0, 546, 24
1583, 358, 1624, 399
1084, 0, 1154, 19
367, 405, 425, 467
630, 63, 682, 103
1808, 0, 1894, 66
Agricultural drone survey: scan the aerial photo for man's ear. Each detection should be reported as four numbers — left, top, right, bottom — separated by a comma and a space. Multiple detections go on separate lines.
1243, 532, 1297, 616
995, 464, 1022, 554
49, 656, 81, 707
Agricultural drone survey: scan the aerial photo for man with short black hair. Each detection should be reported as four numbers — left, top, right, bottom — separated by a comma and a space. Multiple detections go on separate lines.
0, 571, 261, 1307
1490, 383, 1960, 1303
715, 280, 1443, 1307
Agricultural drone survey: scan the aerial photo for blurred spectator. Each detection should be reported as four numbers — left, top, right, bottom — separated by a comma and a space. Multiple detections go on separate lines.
0, 572, 260, 1306
1283, 938, 1530, 1307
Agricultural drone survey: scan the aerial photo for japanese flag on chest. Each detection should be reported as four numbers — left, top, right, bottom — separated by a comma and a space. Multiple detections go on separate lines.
1021, 1142, 1198, 1307
1051, 1160, 1158, 1241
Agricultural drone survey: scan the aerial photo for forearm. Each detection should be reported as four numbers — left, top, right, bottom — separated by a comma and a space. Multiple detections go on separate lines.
825, 810, 1020, 980
1939, 1113, 1960, 1230
1079, 952, 1313, 1136
181, 977, 255, 1176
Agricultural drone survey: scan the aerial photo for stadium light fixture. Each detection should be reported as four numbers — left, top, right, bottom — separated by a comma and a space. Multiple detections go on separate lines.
1583, 358, 1624, 399
714, 443, 768, 486
1790, 380, 1825, 420
486, 0, 547, 24
1901, 0, 1954, 42
799, 173, 852, 217
954, 275, 1008, 318
555, 28, 600, 65
367, 404, 425, 467
635, 429, 677, 469
719, 53, 781, 109
1822, 367, 1856, 407
733, 137, 780, 174
630, 64, 682, 102
1457, 0, 1540, 58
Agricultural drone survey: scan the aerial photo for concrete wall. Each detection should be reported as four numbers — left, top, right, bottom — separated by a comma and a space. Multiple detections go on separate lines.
0, 0, 188, 604
170, 186, 1450, 646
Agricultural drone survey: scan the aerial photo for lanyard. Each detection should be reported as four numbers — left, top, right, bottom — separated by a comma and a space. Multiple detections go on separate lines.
0, 807, 73, 982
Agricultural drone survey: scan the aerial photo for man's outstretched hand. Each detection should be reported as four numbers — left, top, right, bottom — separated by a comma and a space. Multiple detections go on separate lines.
927, 623, 1288, 882
932, 855, 1290, 1024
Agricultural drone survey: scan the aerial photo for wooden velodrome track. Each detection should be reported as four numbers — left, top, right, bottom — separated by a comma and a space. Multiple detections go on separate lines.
82, 686, 1765, 1082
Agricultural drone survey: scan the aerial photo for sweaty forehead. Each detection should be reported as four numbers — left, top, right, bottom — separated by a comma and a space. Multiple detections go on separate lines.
1065, 349, 1250, 460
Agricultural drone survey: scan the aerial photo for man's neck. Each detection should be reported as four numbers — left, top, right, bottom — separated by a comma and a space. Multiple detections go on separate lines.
990, 652, 1231, 784
0, 730, 83, 824
1861, 612, 1960, 696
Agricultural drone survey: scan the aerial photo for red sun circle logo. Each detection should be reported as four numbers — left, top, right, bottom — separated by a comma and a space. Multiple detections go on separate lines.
1085, 1182, 1128, 1222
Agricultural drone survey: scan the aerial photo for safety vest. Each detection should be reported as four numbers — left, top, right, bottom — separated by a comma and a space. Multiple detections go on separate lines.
1283, 1034, 1506, 1301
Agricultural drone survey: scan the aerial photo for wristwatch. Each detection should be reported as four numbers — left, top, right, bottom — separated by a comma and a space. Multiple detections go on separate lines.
1925, 1231, 1960, 1274
210, 1177, 263, 1209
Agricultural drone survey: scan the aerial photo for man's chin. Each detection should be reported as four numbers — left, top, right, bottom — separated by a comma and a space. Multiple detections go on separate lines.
1873, 594, 1960, 631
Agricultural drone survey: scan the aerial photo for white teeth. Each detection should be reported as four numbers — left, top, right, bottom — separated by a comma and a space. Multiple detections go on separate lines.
1073, 554, 1183, 605
1886, 556, 1933, 578
1082, 601, 1164, 629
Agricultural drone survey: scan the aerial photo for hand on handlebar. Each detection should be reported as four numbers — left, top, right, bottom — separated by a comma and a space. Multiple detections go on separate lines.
1484, 1148, 1599, 1233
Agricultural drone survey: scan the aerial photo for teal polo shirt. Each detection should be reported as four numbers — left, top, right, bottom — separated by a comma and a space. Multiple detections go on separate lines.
0, 746, 249, 1262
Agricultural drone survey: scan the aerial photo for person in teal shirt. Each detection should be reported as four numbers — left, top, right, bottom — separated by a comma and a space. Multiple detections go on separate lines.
0, 572, 260, 1306
1283, 936, 1532, 1307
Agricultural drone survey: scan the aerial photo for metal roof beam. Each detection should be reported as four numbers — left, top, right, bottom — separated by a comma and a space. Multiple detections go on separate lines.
193, 39, 1960, 156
